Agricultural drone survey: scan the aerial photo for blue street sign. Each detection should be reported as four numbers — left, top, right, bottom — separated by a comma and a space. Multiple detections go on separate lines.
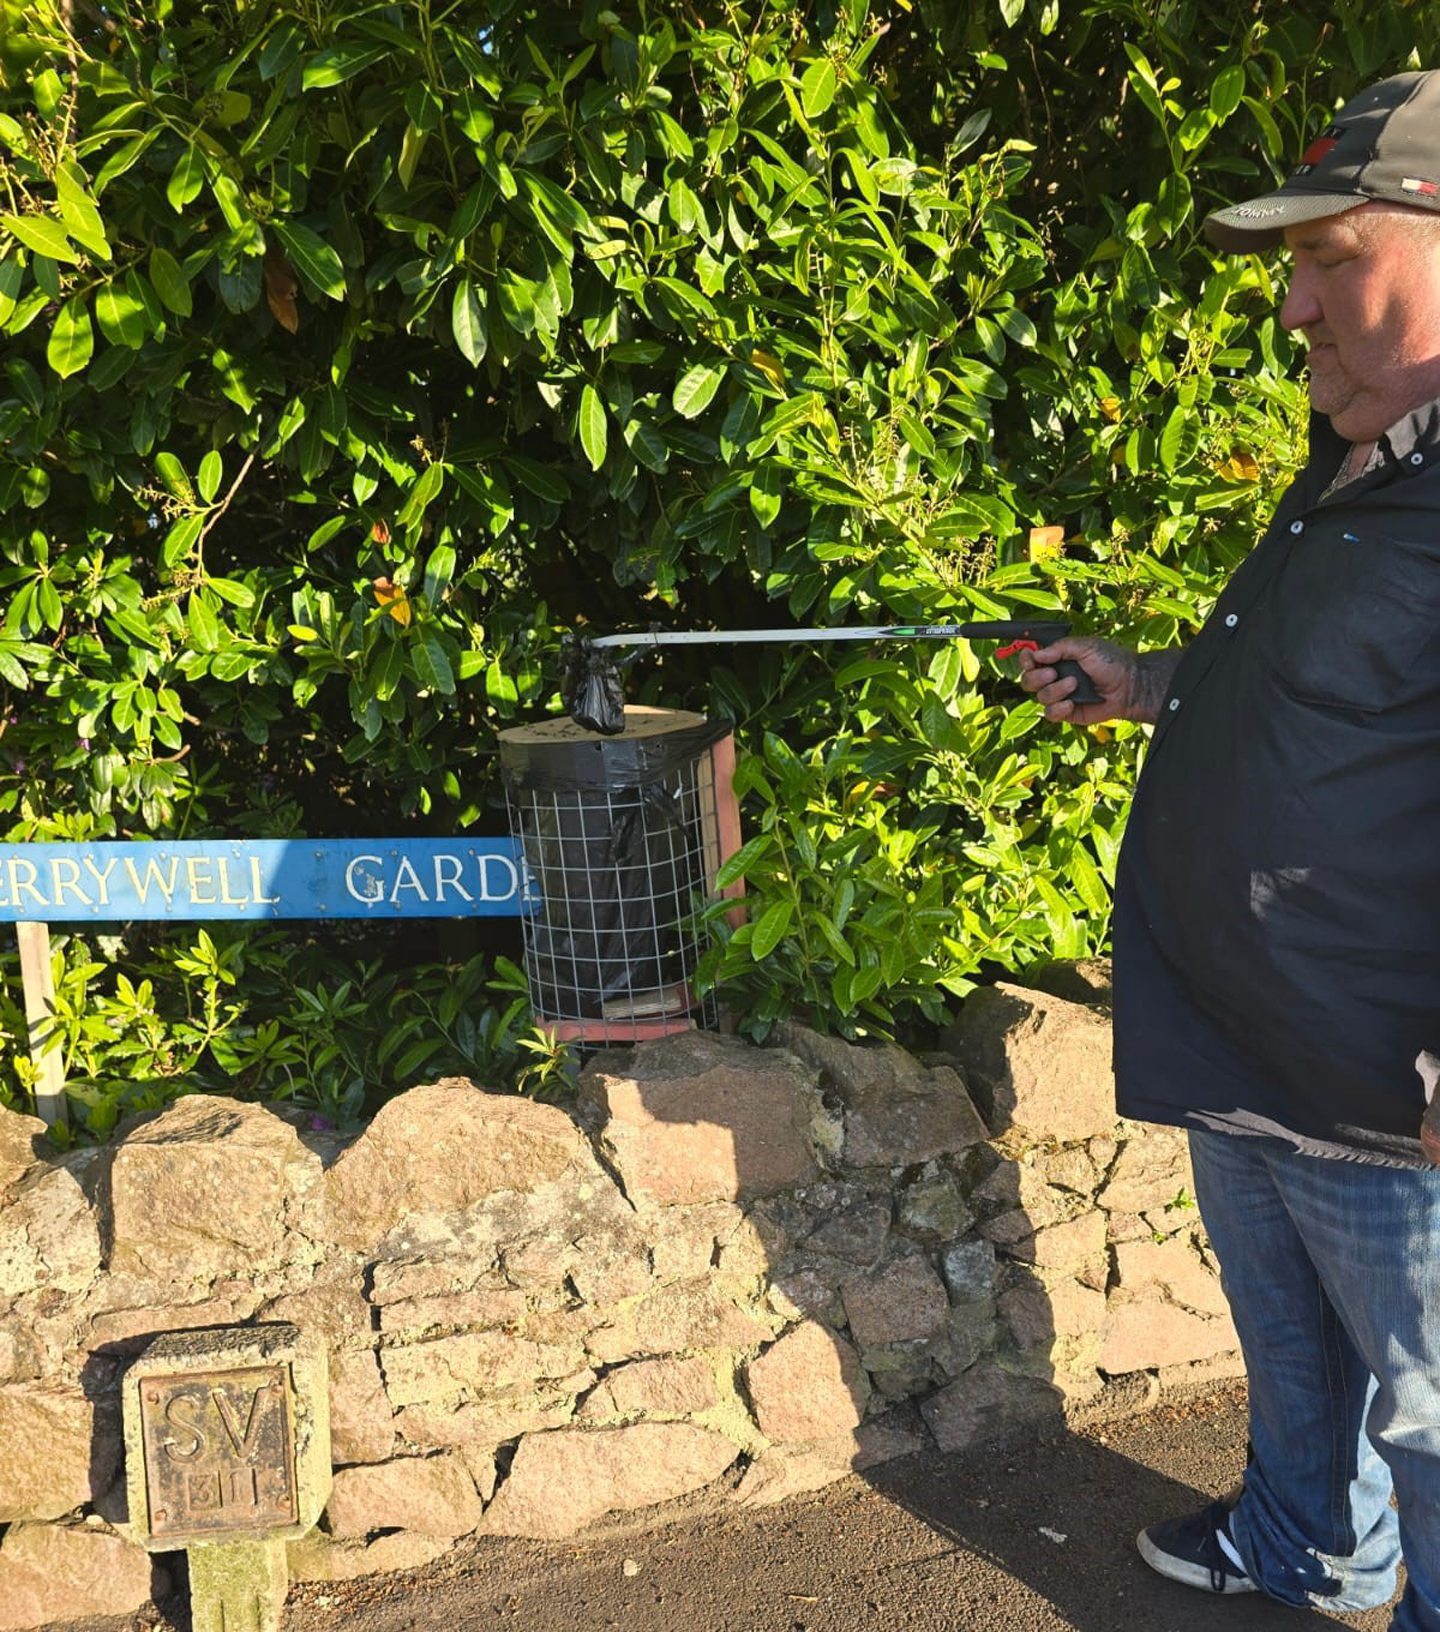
0, 840, 531, 922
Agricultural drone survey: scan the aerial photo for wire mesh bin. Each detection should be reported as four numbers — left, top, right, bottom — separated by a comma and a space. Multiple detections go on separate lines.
499, 707, 741, 1045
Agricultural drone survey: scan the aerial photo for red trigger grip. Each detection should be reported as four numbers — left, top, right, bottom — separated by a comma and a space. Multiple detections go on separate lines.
995, 639, 1039, 660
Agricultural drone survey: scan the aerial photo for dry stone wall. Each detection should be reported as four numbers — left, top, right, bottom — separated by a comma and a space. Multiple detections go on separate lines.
0, 964, 1241, 1627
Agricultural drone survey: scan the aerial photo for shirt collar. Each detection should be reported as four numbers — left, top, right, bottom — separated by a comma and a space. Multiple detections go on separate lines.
1311, 396, 1440, 468
1379, 397, 1440, 464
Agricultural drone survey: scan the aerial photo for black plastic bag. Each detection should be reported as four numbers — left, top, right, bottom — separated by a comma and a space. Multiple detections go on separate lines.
562, 636, 626, 735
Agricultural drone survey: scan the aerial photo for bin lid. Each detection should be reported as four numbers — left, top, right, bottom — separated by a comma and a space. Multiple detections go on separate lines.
499, 707, 728, 790
499, 706, 706, 746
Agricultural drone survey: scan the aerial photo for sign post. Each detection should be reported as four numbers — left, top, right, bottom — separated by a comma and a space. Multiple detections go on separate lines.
15, 919, 65, 1128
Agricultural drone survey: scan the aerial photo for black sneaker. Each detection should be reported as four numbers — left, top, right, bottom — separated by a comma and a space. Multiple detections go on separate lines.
1137, 1499, 1258, 1594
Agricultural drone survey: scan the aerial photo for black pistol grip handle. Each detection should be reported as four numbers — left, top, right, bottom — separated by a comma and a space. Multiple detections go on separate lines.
1055, 657, 1101, 705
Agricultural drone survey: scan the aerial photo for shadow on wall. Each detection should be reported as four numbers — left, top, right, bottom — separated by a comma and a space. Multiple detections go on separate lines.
576, 956, 1241, 1516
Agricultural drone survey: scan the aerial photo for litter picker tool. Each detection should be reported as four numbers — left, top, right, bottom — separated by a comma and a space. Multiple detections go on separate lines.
564, 620, 1101, 734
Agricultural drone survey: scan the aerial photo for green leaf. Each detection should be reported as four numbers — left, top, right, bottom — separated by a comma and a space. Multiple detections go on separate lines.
209, 170, 249, 232
398, 121, 428, 190
799, 57, 838, 119
485, 656, 518, 704
395, 461, 445, 532
197, 451, 224, 503
673, 362, 726, 420
166, 147, 205, 212
749, 464, 783, 529
1067, 845, 1110, 915
47, 296, 94, 376
750, 899, 794, 960
451, 277, 488, 366
421, 541, 456, 606
54, 163, 110, 260
2, 214, 77, 263
208, 576, 254, 608
502, 456, 569, 503
94, 280, 147, 349
203, 90, 252, 128
608, 340, 665, 364
412, 633, 456, 694
714, 833, 773, 889
1209, 64, 1246, 121
125, 267, 166, 332
270, 221, 346, 300
162, 514, 204, 567
93, 130, 160, 191
0, 257, 21, 325
154, 452, 192, 500
578, 383, 608, 471
517, 169, 592, 237
302, 44, 389, 89
1159, 405, 1202, 473
651, 277, 716, 320
148, 247, 193, 316
624, 418, 669, 473
187, 591, 220, 652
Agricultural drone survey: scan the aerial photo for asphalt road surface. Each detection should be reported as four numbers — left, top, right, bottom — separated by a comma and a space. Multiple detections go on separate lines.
65, 1383, 1399, 1632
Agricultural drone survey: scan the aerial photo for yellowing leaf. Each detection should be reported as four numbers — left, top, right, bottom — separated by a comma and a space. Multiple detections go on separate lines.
750, 348, 785, 390
1098, 396, 1122, 422
372, 576, 412, 626
1218, 449, 1260, 482
288, 625, 320, 642
1028, 524, 1065, 561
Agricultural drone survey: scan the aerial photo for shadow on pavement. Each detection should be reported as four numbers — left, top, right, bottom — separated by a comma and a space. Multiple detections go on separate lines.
863, 1398, 1395, 1632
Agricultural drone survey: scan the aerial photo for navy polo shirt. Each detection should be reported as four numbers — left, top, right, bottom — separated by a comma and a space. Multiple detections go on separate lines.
1112, 402, 1440, 1167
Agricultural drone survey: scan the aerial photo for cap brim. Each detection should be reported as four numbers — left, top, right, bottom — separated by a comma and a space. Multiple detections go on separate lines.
1203, 189, 1368, 252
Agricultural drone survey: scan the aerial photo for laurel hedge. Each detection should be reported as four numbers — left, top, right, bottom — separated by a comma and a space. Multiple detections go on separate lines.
1, 0, 1436, 1133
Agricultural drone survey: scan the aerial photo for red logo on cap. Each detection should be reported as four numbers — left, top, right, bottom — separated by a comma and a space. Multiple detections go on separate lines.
1299, 135, 1339, 167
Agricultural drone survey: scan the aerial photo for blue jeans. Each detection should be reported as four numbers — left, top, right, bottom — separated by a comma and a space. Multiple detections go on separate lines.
1189, 1130, 1440, 1629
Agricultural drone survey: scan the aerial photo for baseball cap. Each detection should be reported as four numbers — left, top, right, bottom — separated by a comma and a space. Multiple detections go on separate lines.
1204, 70, 1440, 251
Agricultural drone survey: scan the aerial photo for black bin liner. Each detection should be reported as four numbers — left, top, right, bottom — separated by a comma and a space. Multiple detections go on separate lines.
561, 635, 627, 735
500, 714, 729, 1021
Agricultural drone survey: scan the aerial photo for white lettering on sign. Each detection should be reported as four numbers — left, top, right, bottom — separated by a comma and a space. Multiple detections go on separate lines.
83, 856, 117, 903
186, 857, 217, 905
389, 856, 427, 903
342, 852, 520, 908
8, 859, 45, 908
432, 853, 473, 902
479, 855, 519, 902
249, 856, 279, 905
124, 854, 180, 905
0, 842, 523, 919
51, 858, 90, 907
344, 856, 384, 903
217, 858, 249, 907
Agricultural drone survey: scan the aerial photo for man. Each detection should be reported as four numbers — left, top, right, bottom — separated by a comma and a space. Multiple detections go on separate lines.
1021, 71, 1440, 1630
